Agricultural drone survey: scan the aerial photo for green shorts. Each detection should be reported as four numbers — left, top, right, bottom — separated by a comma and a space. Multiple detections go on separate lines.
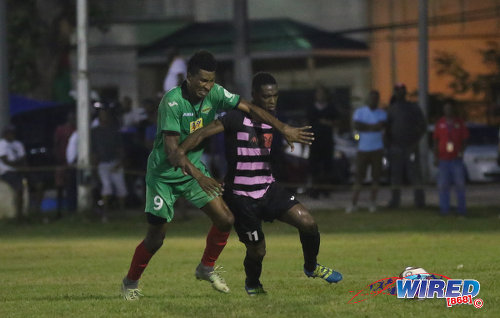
145, 169, 217, 222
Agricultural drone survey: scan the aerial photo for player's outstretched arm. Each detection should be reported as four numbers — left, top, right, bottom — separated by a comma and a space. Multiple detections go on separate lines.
237, 99, 314, 151
164, 132, 222, 196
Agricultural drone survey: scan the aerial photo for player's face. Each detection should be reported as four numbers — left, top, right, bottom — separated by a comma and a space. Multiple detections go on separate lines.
187, 69, 216, 100
253, 84, 279, 114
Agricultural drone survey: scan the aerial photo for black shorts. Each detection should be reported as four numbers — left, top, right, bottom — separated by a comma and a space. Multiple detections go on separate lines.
223, 182, 299, 245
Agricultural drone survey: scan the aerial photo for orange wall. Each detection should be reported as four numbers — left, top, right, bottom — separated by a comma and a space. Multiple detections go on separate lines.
370, 0, 500, 108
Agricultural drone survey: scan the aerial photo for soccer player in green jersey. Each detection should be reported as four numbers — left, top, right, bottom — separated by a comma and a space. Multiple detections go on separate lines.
121, 51, 314, 300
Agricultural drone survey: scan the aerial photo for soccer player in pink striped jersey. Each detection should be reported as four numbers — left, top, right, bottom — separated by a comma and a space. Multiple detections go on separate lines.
170, 72, 343, 296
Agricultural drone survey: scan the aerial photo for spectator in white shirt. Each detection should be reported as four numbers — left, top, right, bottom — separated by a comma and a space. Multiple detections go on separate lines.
0, 125, 26, 221
163, 48, 187, 93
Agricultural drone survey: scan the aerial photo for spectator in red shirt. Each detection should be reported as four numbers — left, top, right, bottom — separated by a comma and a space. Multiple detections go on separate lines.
433, 101, 469, 216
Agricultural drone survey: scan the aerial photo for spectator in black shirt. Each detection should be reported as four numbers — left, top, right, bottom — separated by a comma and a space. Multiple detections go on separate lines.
307, 85, 338, 198
386, 83, 427, 208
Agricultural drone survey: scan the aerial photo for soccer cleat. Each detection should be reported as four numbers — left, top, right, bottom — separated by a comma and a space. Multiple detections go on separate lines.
195, 264, 230, 293
245, 284, 267, 296
121, 282, 143, 301
304, 264, 343, 283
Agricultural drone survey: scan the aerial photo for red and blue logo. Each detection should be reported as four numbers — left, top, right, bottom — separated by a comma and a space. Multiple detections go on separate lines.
349, 267, 484, 308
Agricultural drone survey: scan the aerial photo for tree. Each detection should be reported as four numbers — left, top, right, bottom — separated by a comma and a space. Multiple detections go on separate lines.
7, 0, 75, 101
7, 0, 108, 102
434, 41, 500, 122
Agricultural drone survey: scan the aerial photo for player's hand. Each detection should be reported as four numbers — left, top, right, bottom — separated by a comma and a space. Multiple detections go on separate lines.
169, 150, 189, 175
282, 125, 314, 152
196, 175, 223, 197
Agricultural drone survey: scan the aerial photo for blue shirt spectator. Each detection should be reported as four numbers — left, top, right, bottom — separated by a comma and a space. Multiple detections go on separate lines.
353, 106, 387, 151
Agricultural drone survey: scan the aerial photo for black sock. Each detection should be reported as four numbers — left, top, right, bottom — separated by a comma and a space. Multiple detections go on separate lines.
244, 252, 263, 288
300, 231, 320, 272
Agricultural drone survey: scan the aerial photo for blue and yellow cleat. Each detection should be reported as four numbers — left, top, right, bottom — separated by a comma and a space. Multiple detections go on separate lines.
245, 284, 267, 296
304, 264, 343, 283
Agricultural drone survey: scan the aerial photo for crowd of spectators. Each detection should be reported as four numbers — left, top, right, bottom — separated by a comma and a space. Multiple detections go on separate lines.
1, 78, 481, 222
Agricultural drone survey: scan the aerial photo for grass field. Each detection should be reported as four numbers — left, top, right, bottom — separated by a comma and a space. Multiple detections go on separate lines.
1, 206, 499, 318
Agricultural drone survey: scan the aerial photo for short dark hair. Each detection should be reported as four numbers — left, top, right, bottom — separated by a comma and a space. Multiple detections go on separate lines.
252, 72, 277, 92
187, 50, 217, 75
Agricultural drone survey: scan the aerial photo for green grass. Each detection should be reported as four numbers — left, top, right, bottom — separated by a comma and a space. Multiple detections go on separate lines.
0, 207, 499, 318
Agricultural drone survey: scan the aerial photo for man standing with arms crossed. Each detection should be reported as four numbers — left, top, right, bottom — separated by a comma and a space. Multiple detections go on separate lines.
170, 72, 342, 296
346, 90, 387, 213
121, 52, 313, 300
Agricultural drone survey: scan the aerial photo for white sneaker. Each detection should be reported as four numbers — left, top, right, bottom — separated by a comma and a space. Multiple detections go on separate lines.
121, 281, 143, 301
369, 203, 377, 213
195, 264, 230, 293
345, 204, 358, 214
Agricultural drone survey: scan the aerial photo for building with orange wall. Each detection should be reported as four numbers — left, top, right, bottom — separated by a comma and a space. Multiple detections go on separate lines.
369, 0, 500, 123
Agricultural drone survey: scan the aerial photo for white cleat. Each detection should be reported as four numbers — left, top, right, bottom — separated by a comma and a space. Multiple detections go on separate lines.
195, 264, 230, 293
121, 282, 143, 301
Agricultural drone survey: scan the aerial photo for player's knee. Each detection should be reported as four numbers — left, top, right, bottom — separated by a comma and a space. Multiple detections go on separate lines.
247, 245, 266, 261
215, 210, 234, 232
299, 217, 318, 234
144, 232, 165, 254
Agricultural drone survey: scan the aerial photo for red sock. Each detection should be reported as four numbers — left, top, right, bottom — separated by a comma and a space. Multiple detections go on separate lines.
126, 240, 154, 281
201, 225, 230, 267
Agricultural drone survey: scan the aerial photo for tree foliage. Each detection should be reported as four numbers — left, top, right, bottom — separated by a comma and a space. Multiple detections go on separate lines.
434, 41, 500, 97
7, 0, 75, 100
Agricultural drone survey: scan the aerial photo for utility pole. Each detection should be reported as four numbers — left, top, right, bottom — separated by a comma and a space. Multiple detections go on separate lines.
233, 0, 252, 99
418, 0, 430, 182
76, 0, 92, 211
0, 0, 9, 131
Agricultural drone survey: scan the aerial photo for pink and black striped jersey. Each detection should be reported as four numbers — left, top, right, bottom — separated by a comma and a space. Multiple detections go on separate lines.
220, 110, 275, 199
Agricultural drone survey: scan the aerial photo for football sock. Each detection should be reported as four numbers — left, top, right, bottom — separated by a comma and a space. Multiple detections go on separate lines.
201, 225, 230, 267
299, 231, 320, 272
244, 251, 263, 288
126, 240, 154, 281
122, 277, 138, 289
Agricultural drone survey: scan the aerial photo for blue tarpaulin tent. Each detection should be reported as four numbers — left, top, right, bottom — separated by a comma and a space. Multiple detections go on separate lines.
9, 94, 62, 116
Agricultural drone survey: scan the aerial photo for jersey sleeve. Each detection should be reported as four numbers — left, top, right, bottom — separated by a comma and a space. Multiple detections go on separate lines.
159, 95, 182, 133
209, 83, 240, 111
16, 142, 25, 158
379, 110, 388, 122
219, 110, 242, 132
352, 108, 363, 122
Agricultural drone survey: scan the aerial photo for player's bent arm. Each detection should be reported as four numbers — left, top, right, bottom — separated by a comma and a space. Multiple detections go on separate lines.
237, 99, 314, 150
354, 121, 384, 132
164, 132, 223, 196
177, 120, 225, 155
